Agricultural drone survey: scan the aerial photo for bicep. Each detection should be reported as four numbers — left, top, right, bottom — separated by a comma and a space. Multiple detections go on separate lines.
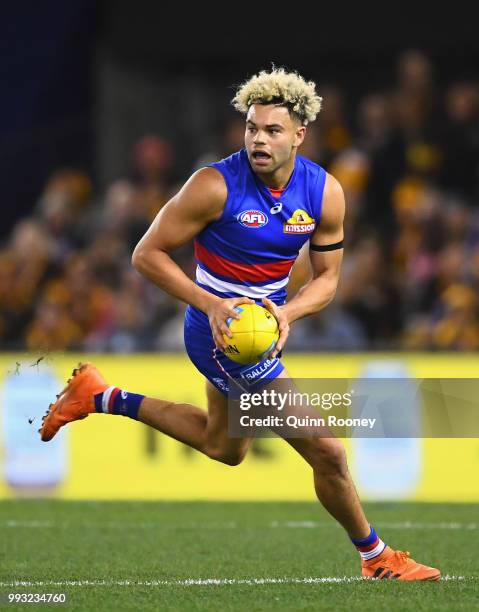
134, 168, 226, 254
139, 195, 207, 253
309, 173, 345, 278
312, 172, 345, 245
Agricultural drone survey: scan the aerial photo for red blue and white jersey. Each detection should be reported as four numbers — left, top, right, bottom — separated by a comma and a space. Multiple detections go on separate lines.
194, 148, 327, 304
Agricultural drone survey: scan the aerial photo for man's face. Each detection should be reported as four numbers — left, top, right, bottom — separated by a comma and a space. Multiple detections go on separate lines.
244, 104, 306, 174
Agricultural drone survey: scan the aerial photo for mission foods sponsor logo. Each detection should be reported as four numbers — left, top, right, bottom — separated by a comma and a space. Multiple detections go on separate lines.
238, 210, 269, 228
284, 209, 316, 234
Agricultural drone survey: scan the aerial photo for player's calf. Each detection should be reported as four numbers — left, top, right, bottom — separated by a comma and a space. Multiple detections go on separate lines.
301, 436, 348, 478
202, 442, 249, 466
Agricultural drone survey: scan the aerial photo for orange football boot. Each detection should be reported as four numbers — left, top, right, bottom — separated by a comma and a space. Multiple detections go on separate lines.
362, 546, 440, 581
39, 362, 108, 442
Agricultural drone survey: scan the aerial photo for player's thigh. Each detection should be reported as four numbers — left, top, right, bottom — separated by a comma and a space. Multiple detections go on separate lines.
268, 369, 346, 470
205, 380, 253, 457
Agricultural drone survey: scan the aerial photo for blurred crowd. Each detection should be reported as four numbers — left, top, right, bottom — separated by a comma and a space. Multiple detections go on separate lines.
1, 50, 479, 352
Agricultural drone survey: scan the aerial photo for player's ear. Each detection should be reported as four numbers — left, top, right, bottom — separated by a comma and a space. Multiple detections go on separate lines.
294, 125, 306, 147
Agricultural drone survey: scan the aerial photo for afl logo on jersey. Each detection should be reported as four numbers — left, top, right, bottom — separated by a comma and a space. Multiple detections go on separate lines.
237, 209, 269, 228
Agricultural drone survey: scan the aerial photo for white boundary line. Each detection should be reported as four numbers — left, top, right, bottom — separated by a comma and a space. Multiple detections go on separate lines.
0, 576, 468, 587
3, 520, 479, 530
271, 521, 479, 530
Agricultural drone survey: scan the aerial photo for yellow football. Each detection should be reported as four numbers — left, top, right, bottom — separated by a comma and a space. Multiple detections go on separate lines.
223, 303, 279, 365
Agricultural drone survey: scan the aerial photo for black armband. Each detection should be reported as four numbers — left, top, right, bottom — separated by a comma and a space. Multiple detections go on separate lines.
310, 240, 344, 252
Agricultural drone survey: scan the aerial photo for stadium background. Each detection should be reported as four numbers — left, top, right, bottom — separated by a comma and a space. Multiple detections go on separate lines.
1, 3, 479, 502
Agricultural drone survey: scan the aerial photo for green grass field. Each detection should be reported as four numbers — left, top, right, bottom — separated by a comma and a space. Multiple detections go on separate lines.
1, 501, 478, 611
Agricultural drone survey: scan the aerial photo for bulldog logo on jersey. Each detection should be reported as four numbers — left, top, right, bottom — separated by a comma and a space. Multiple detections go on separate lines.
283, 209, 316, 234
238, 210, 269, 228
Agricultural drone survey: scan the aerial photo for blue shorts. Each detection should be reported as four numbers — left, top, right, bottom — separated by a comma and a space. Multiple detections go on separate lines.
184, 304, 284, 396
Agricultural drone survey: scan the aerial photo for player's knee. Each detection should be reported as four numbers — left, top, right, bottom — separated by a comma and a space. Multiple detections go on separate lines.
204, 445, 246, 466
310, 438, 348, 477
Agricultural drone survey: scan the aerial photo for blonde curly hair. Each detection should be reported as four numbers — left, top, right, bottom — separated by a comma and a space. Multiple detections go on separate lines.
232, 67, 322, 125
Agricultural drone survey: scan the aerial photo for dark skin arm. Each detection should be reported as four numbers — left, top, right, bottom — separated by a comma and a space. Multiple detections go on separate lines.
131, 168, 254, 351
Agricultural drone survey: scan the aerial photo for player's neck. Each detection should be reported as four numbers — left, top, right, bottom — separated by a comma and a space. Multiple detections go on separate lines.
256, 156, 296, 190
